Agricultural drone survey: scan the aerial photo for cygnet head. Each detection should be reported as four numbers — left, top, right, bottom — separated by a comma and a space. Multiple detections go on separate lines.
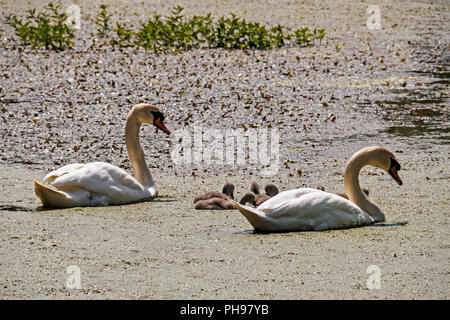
222, 183, 235, 200
264, 183, 279, 197
249, 182, 260, 194
239, 192, 256, 206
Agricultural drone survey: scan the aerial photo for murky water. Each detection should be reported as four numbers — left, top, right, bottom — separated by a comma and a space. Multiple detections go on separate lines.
377, 43, 449, 144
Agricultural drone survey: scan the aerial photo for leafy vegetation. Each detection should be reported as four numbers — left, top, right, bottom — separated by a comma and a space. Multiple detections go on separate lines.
95, 4, 112, 38
4, 3, 326, 52
4, 2, 76, 51
111, 22, 135, 47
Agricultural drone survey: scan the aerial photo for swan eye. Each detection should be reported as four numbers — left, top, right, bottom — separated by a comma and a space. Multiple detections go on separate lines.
151, 111, 170, 134
151, 111, 164, 123
390, 157, 401, 171
388, 157, 402, 186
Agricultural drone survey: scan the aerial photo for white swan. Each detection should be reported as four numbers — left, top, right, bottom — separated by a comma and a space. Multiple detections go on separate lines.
34, 103, 170, 208
232, 146, 403, 232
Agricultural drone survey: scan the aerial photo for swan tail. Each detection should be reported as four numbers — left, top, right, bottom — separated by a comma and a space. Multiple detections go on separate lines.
34, 180, 74, 208
231, 201, 271, 231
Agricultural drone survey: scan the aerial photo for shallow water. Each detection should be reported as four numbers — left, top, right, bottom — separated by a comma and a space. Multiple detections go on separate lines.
375, 43, 449, 143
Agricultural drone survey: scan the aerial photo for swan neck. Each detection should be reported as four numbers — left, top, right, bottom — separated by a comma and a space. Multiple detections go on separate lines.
125, 112, 154, 188
344, 151, 385, 222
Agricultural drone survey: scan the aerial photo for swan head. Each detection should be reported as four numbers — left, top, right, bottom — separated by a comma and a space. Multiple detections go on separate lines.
365, 147, 403, 186
264, 183, 279, 197
222, 182, 235, 200
239, 192, 257, 206
133, 104, 171, 135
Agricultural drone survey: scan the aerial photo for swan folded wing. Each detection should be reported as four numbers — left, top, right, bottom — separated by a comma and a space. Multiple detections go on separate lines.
42, 163, 85, 184
48, 162, 149, 204
260, 191, 374, 231
257, 187, 320, 212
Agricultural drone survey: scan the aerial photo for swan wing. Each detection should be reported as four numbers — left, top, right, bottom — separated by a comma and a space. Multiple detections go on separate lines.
259, 190, 374, 231
257, 187, 320, 211
42, 163, 85, 184
44, 162, 150, 205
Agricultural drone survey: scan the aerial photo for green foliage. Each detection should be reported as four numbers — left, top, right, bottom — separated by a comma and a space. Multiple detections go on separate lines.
111, 22, 135, 47
96, 4, 113, 37
135, 6, 215, 52
294, 27, 327, 47
4, 2, 76, 51
131, 6, 326, 52
213, 14, 274, 50
314, 28, 326, 45
4, 4, 326, 52
294, 27, 314, 47
270, 24, 291, 48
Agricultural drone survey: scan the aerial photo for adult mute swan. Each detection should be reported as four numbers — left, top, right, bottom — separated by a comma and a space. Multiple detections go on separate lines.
34, 104, 171, 208
232, 146, 403, 232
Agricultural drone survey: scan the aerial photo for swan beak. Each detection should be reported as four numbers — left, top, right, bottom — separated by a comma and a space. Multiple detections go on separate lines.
154, 118, 171, 135
388, 166, 403, 186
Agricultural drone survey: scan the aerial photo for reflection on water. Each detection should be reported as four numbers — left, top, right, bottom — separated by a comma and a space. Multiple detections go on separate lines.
378, 97, 448, 140
367, 44, 449, 144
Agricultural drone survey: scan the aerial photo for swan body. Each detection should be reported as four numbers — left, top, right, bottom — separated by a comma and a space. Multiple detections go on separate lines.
315, 184, 369, 199
239, 192, 257, 206
232, 146, 403, 232
249, 182, 280, 206
193, 183, 235, 210
194, 197, 234, 210
233, 188, 374, 232
255, 194, 270, 206
35, 162, 156, 207
193, 183, 234, 203
34, 104, 170, 208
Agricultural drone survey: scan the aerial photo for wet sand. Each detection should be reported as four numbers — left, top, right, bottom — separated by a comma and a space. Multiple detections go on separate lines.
0, 0, 449, 299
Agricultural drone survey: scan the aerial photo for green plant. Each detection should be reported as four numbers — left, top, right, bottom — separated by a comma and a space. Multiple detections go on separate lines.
188, 14, 214, 47
111, 22, 135, 47
270, 24, 291, 48
96, 4, 113, 37
314, 28, 326, 45
294, 27, 314, 47
135, 6, 215, 52
4, 2, 76, 50
5, 4, 326, 52
132, 7, 325, 52
212, 14, 275, 50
